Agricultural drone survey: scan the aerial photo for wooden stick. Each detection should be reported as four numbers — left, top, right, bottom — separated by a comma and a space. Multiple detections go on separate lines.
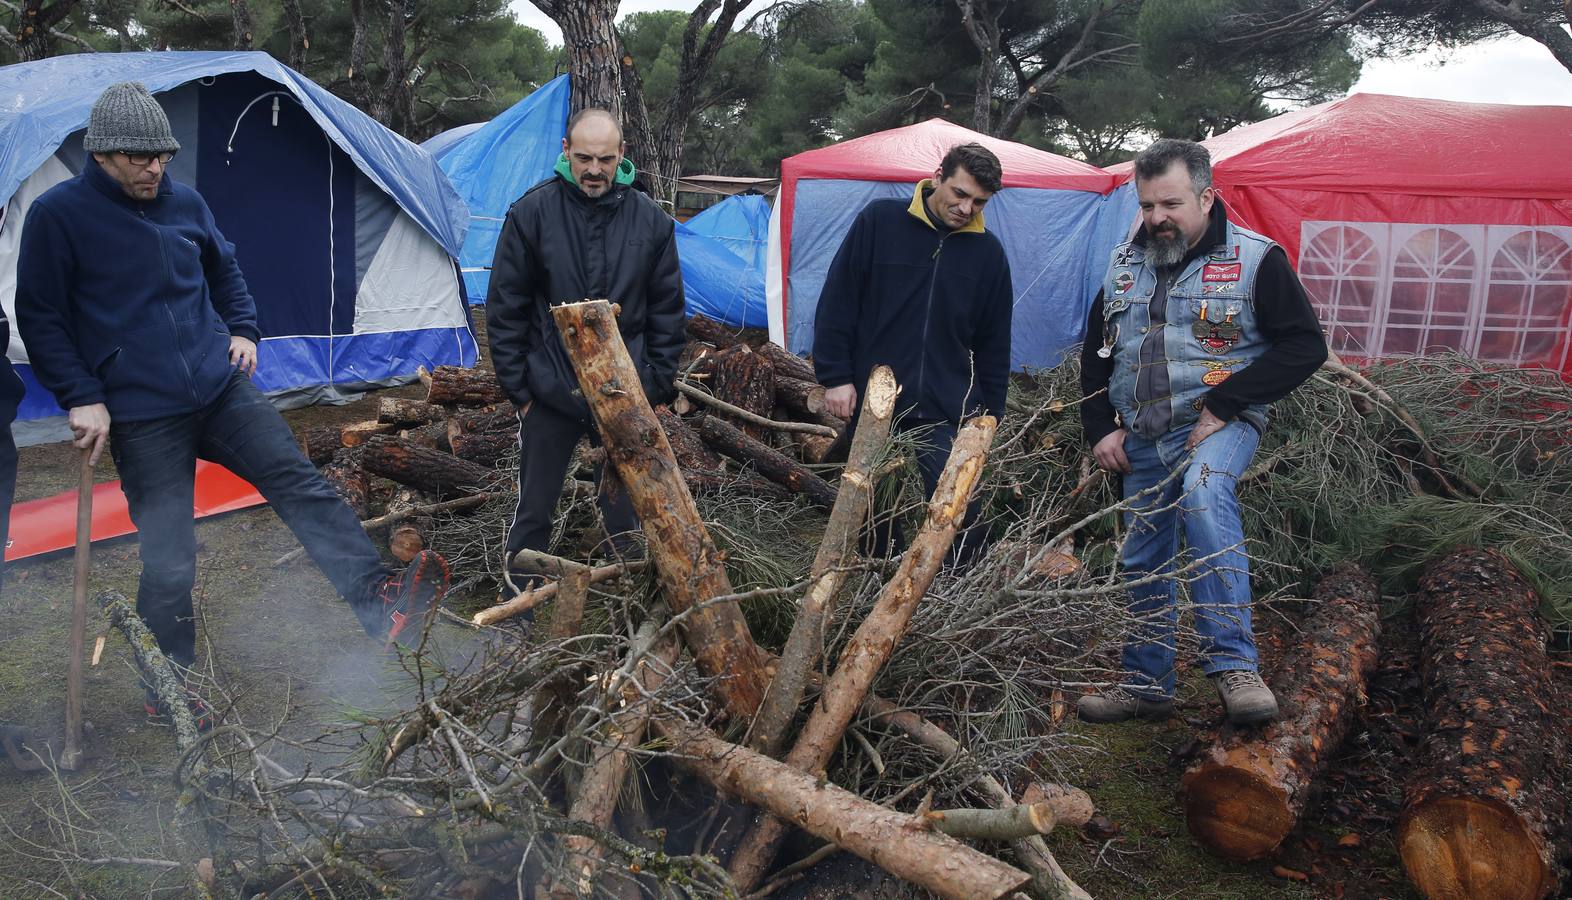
472, 560, 648, 627
655, 716, 1031, 900
61, 451, 93, 770
748, 365, 897, 758
728, 416, 998, 892
927, 803, 1061, 841
675, 381, 837, 437
272, 493, 498, 568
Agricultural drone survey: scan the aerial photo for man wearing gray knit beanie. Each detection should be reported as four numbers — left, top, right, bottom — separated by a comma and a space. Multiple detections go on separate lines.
15, 82, 451, 731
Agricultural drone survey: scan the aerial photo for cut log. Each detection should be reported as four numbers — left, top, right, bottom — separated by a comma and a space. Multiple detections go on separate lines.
698, 415, 838, 511
546, 299, 771, 720
712, 344, 776, 440
685, 312, 744, 349
656, 716, 1029, 900
384, 487, 437, 563
1181, 564, 1382, 861
360, 434, 495, 497
758, 341, 816, 383
775, 375, 826, 417
321, 448, 370, 519
927, 799, 1086, 841
749, 366, 898, 758
728, 416, 998, 893
1398, 548, 1566, 900
799, 433, 837, 464
398, 421, 451, 453
683, 469, 792, 502
340, 420, 396, 447
298, 425, 343, 466
675, 381, 838, 438
655, 406, 724, 473
378, 397, 443, 427
425, 365, 508, 407
449, 430, 516, 469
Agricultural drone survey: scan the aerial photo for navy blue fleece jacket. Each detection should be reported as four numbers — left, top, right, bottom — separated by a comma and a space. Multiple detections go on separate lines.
15, 156, 259, 422
812, 183, 1013, 422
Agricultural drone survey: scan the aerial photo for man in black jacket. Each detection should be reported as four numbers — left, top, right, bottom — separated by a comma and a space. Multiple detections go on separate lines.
486, 109, 685, 590
812, 143, 1013, 561
1, 308, 21, 596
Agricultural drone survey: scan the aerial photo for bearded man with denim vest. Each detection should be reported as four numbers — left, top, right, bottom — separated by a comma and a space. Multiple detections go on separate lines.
1077, 139, 1327, 726
15, 83, 449, 730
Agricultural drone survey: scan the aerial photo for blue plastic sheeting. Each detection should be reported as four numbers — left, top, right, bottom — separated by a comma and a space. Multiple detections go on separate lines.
11, 363, 62, 420
422, 122, 486, 162
786, 179, 1134, 369
254, 327, 479, 395
685, 194, 770, 274
0, 51, 467, 256
438, 75, 571, 303
675, 222, 769, 329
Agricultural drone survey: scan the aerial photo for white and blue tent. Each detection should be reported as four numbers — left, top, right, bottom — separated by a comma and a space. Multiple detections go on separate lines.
0, 51, 475, 443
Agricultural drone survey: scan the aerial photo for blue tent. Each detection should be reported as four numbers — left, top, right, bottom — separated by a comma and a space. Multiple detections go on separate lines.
686, 194, 770, 275
1, 51, 476, 444
422, 121, 487, 162
678, 194, 770, 329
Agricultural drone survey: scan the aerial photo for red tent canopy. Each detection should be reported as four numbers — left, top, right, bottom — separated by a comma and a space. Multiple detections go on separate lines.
1108, 94, 1572, 378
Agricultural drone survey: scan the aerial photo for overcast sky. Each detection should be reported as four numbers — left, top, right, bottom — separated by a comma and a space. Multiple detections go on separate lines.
510, 3, 1572, 108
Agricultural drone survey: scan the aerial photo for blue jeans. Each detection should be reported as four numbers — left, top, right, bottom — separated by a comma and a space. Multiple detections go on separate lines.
110, 372, 391, 670
1118, 420, 1260, 699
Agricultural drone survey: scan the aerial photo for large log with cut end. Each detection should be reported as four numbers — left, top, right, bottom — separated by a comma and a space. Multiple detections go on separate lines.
712, 344, 776, 439
425, 365, 508, 407
698, 415, 838, 510
775, 375, 826, 417
378, 397, 443, 427
360, 434, 494, 497
1397, 548, 1567, 900
298, 425, 343, 466
655, 717, 1030, 900
550, 299, 770, 721
340, 420, 395, 447
758, 341, 815, 383
1182, 564, 1382, 860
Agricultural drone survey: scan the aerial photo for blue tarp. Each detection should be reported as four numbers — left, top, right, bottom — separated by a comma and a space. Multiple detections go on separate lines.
786, 180, 1138, 368
686, 194, 770, 274
422, 121, 486, 162
437, 75, 570, 303
675, 220, 769, 329
0, 51, 467, 256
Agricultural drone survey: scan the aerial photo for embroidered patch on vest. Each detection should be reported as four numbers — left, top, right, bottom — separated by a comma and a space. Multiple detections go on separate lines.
1202, 262, 1241, 282
1113, 270, 1135, 294
1193, 319, 1242, 354
1202, 369, 1233, 386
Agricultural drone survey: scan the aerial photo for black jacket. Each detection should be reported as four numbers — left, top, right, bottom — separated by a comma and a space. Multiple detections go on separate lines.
1, 309, 23, 426
485, 175, 686, 422
1080, 200, 1327, 446
813, 185, 1013, 422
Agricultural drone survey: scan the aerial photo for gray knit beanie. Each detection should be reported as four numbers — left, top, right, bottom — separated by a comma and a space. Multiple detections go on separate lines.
83, 82, 180, 155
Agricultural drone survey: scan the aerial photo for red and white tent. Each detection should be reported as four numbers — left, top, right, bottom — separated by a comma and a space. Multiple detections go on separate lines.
1109, 93, 1572, 378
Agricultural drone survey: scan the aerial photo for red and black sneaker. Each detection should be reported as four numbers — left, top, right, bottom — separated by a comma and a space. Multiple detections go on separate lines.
378, 549, 451, 649
143, 683, 216, 734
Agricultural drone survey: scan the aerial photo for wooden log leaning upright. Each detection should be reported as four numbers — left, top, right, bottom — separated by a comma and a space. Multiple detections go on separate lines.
1398, 548, 1567, 900
550, 299, 771, 721
728, 416, 998, 893
748, 365, 898, 758
1182, 564, 1382, 860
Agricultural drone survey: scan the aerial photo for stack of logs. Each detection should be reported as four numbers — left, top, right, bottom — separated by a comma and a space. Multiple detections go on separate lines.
1179, 551, 1569, 900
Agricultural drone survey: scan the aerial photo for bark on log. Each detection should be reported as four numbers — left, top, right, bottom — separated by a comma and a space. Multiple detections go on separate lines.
927, 801, 1081, 841
799, 433, 837, 465
321, 448, 370, 519
698, 415, 839, 511
449, 430, 516, 469
1398, 548, 1567, 900
749, 366, 898, 758
341, 420, 396, 447
655, 717, 1031, 900
425, 365, 508, 407
360, 434, 494, 497
399, 421, 450, 453
758, 341, 816, 383
378, 397, 443, 427
728, 416, 998, 893
1182, 564, 1383, 861
655, 406, 724, 473
298, 425, 342, 466
674, 381, 839, 438
546, 300, 772, 721
384, 487, 437, 563
712, 344, 777, 440
685, 312, 744, 349
775, 375, 826, 417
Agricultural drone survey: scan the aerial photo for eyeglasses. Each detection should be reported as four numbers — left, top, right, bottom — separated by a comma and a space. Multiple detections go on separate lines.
117, 150, 176, 167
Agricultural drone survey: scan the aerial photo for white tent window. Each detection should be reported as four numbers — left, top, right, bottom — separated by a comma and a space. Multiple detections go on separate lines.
1300, 221, 1572, 368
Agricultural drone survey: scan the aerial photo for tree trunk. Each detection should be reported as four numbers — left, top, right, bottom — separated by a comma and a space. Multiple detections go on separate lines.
321, 448, 370, 519
749, 366, 898, 758
537, 0, 625, 123
425, 366, 508, 406
655, 716, 1031, 900
347, 0, 372, 108
374, 0, 413, 130
1398, 548, 1567, 900
698, 415, 838, 510
728, 416, 998, 892
712, 344, 776, 439
1182, 564, 1383, 861
550, 299, 770, 721
955, 0, 1001, 133
229, 0, 254, 49
378, 397, 443, 428
360, 434, 495, 497
280, 0, 308, 69
13, 0, 79, 61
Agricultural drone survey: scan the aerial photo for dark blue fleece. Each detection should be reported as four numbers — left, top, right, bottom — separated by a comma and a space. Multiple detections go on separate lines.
15, 157, 259, 422
1, 310, 22, 426
812, 196, 1013, 422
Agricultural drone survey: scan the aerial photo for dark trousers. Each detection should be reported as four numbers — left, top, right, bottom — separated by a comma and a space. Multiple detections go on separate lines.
0, 423, 14, 596
505, 401, 638, 568
110, 372, 390, 670
868, 417, 989, 564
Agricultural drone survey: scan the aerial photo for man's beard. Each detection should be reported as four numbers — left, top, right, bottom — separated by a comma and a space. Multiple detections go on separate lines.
1147, 227, 1188, 267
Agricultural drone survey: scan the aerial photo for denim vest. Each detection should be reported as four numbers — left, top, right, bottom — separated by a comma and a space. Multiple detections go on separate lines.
1100, 220, 1275, 434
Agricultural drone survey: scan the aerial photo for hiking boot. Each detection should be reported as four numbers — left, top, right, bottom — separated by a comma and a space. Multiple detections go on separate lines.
144, 683, 216, 734
1213, 670, 1279, 724
377, 549, 451, 648
1076, 687, 1175, 724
